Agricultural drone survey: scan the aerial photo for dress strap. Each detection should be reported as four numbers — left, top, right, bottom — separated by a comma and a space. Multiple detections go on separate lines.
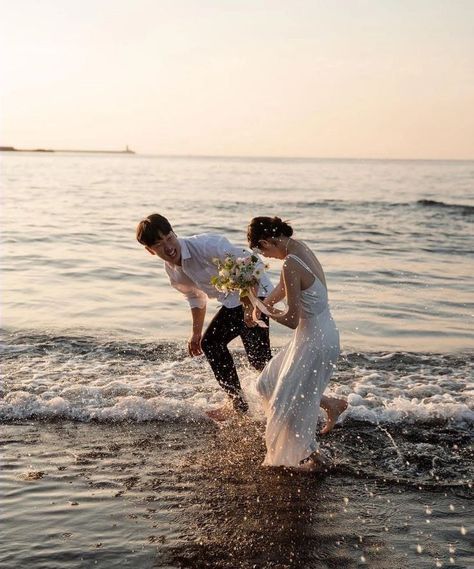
286, 254, 315, 276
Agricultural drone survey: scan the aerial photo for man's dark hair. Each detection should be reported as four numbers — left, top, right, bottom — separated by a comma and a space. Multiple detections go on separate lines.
136, 214, 173, 247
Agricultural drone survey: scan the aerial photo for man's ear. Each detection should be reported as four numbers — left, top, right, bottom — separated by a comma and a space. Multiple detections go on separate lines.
145, 246, 155, 255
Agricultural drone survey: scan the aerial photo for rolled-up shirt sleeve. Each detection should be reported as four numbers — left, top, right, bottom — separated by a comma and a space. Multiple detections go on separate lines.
165, 265, 208, 309
177, 283, 208, 309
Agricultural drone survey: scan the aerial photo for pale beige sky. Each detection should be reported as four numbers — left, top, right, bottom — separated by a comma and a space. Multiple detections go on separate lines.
1, 0, 473, 159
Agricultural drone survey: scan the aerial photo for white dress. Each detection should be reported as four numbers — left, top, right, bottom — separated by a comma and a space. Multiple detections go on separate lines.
256, 254, 340, 467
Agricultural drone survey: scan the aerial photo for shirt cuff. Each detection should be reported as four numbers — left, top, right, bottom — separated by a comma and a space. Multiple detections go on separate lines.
187, 297, 207, 309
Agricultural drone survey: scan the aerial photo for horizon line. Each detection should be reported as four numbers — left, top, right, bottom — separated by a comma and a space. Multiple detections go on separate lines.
2, 148, 474, 161
149, 152, 474, 162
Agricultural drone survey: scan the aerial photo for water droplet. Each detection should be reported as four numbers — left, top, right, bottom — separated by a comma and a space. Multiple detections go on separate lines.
460, 526, 467, 535
416, 544, 423, 554
449, 504, 455, 511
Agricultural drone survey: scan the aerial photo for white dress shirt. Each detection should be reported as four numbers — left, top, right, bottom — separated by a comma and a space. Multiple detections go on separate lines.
164, 234, 273, 309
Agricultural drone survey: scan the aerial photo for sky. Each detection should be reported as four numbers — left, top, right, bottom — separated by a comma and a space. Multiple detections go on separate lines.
1, 0, 473, 159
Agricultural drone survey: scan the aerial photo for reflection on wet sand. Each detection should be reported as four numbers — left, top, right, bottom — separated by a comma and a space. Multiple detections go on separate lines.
164, 418, 403, 568
2, 421, 472, 569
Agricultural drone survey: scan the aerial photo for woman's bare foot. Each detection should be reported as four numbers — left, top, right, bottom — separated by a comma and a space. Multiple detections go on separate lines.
206, 405, 234, 423
296, 458, 319, 472
297, 450, 332, 473
320, 397, 348, 435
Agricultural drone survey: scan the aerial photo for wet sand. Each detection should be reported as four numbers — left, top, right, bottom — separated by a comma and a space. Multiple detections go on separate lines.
1, 420, 472, 568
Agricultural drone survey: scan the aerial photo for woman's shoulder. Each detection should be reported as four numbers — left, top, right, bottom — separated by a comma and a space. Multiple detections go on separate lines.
282, 254, 307, 273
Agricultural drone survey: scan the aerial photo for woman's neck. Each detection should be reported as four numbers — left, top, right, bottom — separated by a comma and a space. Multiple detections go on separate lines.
280, 237, 297, 259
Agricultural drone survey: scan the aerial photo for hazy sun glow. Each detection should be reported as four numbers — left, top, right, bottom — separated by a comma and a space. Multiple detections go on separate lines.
1, 0, 473, 159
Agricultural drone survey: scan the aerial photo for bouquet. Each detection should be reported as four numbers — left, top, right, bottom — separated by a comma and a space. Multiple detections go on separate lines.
210, 254, 270, 326
211, 253, 268, 296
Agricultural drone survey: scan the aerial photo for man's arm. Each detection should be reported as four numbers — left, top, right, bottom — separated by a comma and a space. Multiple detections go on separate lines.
165, 263, 208, 354
189, 306, 206, 356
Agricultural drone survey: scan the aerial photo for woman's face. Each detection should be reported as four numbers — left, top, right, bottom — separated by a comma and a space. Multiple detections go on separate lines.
254, 238, 279, 258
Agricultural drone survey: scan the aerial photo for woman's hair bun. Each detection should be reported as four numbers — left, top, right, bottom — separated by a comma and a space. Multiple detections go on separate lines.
247, 216, 293, 248
272, 217, 293, 237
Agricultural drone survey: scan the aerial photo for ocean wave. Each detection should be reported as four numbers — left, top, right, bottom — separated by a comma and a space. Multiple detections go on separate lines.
234, 198, 474, 215
1, 331, 472, 428
417, 199, 474, 214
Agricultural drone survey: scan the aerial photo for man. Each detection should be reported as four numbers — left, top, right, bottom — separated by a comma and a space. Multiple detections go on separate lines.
136, 213, 273, 419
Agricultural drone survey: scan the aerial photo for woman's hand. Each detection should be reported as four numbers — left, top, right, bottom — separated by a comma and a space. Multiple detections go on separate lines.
252, 306, 262, 323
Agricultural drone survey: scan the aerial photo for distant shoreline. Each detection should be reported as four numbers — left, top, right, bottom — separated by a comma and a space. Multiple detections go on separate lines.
0, 145, 135, 155
2, 147, 473, 161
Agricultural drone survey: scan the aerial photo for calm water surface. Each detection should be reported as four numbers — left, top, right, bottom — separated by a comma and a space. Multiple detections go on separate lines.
2, 153, 473, 351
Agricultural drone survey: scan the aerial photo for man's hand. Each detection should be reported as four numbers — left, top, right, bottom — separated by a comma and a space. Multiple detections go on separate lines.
244, 305, 257, 327
188, 333, 203, 356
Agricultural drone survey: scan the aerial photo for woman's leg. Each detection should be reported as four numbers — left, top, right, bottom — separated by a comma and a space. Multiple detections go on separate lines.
319, 395, 348, 434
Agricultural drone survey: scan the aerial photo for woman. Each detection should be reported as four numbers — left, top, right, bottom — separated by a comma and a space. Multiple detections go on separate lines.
247, 217, 347, 472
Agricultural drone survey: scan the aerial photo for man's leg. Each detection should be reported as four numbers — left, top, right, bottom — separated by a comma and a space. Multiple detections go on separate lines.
240, 306, 272, 372
201, 305, 248, 412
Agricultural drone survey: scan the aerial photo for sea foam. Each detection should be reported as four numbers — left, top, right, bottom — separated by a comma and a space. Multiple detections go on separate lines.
2, 335, 472, 426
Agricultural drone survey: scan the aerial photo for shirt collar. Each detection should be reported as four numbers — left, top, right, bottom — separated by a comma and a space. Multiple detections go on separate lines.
178, 237, 191, 261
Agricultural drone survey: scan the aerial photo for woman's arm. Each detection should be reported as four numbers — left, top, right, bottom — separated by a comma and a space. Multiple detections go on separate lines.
263, 274, 285, 307
266, 258, 301, 329
251, 273, 285, 323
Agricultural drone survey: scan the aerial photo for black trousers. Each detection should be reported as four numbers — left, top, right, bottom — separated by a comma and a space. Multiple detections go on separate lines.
201, 302, 272, 412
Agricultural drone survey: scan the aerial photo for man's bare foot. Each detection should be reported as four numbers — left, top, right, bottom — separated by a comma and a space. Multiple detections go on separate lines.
206, 406, 234, 423
320, 398, 348, 435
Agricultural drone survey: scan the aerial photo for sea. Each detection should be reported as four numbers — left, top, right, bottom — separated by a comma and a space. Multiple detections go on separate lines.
1, 152, 473, 568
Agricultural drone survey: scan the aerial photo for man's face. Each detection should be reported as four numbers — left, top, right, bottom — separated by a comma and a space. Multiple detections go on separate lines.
145, 231, 182, 265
